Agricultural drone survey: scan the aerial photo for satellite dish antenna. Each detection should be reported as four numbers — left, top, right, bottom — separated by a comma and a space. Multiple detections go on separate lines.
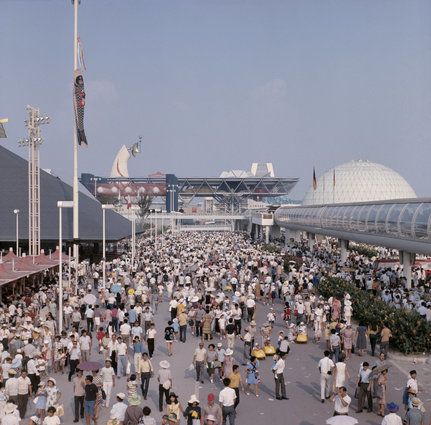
130, 135, 142, 157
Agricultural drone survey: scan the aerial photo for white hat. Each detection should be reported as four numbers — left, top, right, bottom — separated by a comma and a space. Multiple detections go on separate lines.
217, 343, 222, 348
206, 414, 216, 422
116, 392, 126, 400
47, 377, 56, 385
30, 416, 41, 424
188, 394, 199, 404
4, 403, 17, 414
225, 348, 233, 356
160, 360, 170, 369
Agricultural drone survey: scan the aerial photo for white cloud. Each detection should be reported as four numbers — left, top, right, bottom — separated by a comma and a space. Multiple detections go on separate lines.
251, 78, 288, 101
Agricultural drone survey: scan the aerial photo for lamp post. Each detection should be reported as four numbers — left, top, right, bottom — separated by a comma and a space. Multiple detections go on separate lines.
91, 177, 102, 197
13, 209, 19, 255
57, 201, 74, 333
102, 204, 114, 289
131, 213, 136, 265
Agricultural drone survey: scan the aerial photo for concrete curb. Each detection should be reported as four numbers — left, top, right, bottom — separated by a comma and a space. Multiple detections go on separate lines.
388, 351, 431, 364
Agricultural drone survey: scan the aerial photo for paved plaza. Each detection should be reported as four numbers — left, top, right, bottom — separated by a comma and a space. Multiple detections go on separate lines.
9, 233, 430, 425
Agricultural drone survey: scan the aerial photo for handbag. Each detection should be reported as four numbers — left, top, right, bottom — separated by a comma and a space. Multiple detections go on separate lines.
102, 389, 107, 400
162, 379, 171, 390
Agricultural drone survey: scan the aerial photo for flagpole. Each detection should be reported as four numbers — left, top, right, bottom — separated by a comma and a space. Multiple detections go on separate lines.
323, 173, 325, 203
333, 170, 335, 204
72, 0, 79, 280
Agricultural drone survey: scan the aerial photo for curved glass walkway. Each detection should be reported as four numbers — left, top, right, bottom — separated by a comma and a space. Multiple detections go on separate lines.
274, 199, 431, 255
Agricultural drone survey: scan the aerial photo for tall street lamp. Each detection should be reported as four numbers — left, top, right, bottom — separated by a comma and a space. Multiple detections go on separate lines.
91, 176, 102, 197
102, 204, 114, 289
57, 201, 74, 333
13, 209, 19, 255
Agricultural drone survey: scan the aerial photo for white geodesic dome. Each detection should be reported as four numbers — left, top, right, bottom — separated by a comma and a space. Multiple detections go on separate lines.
303, 160, 416, 205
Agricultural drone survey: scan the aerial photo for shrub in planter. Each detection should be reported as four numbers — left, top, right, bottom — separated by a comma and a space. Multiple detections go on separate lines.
350, 244, 378, 259
318, 277, 431, 354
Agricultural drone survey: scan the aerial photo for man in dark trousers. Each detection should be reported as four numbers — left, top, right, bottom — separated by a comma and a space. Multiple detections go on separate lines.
272, 354, 288, 400
73, 369, 85, 423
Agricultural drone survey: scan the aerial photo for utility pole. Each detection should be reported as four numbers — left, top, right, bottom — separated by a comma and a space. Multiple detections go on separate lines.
18, 106, 50, 256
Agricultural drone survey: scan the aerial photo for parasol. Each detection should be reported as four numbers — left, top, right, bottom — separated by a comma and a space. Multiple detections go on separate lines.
370, 364, 392, 377
110, 284, 121, 294
326, 416, 358, 425
77, 361, 103, 371
83, 294, 97, 305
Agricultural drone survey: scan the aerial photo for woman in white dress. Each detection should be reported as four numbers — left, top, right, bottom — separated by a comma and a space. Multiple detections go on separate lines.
334, 354, 349, 390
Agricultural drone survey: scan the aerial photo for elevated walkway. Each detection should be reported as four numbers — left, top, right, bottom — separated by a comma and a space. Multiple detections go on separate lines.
147, 213, 246, 220
274, 198, 431, 288
174, 224, 233, 232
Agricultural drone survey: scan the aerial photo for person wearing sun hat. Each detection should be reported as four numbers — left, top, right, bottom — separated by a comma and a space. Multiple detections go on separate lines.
109, 392, 127, 423
184, 394, 202, 425
123, 394, 143, 425
157, 360, 172, 412
205, 414, 217, 425
1, 402, 20, 425
29, 415, 41, 425
381, 402, 403, 425
405, 397, 425, 425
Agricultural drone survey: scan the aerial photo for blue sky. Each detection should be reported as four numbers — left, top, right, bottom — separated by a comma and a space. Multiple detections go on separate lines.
1, 0, 431, 199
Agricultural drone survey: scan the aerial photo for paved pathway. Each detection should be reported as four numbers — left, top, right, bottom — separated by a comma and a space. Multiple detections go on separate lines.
23, 296, 431, 425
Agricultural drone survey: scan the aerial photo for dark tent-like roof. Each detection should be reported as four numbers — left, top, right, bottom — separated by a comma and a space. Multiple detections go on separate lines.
0, 145, 132, 242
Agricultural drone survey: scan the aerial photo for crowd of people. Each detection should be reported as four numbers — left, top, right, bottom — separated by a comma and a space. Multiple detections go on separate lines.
0, 230, 429, 425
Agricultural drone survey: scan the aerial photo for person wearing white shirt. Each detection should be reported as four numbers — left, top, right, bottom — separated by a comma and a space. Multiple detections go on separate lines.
68, 340, 81, 381
26, 357, 38, 395
85, 306, 95, 333
119, 321, 131, 345
131, 323, 143, 340
109, 393, 127, 421
318, 350, 335, 402
116, 338, 128, 378
1, 403, 20, 425
146, 325, 157, 359
5, 372, 19, 404
100, 359, 116, 407
272, 354, 288, 400
63, 304, 74, 330
193, 343, 207, 384
332, 386, 351, 415
79, 331, 91, 361
246, 297, 255, 322
219, 378, 236, 424
404, 370, 418, 409
381, 403, 403, 425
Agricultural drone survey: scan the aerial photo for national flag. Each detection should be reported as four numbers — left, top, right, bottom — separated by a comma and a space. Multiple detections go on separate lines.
126, 195, 132, 209
312, 167, 317, 191
333, 169, 336, 188
73, 69, 88, 146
